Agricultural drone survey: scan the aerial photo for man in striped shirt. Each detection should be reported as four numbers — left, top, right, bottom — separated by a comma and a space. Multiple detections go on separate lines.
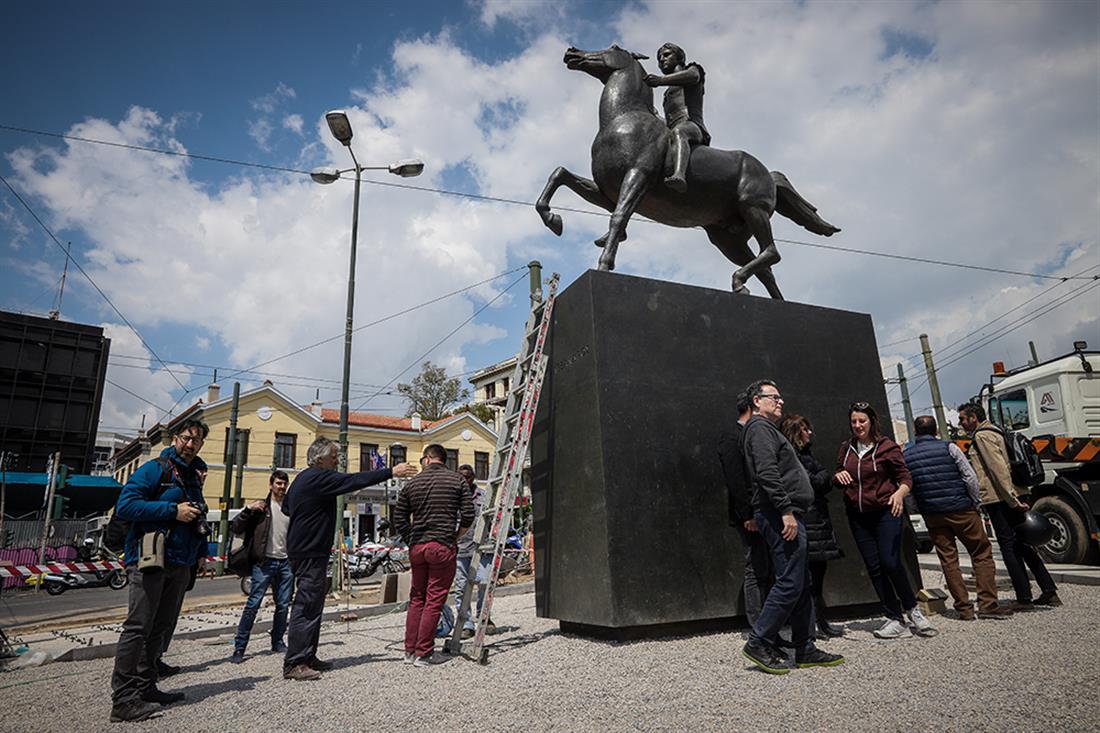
394, 443, 474, 666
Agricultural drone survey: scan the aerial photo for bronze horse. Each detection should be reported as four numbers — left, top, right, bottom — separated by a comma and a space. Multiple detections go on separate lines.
535, 45, 840, 299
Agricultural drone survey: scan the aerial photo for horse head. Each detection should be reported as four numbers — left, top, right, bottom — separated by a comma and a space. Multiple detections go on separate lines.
563, 44, 648, 83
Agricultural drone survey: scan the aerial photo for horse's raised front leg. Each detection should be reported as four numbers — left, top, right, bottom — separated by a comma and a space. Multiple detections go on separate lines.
535, 166, 614, 237
598, 168, 651, 272
732, 203, 783, 299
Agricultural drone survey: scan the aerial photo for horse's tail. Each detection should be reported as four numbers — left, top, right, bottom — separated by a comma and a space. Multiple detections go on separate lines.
771, 171, 840, 236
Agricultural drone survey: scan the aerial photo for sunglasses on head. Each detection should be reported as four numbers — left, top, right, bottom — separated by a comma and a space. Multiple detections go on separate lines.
849, 401, 871, 411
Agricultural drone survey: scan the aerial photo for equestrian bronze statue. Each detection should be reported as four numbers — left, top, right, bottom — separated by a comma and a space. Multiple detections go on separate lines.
535, 44, 840, 299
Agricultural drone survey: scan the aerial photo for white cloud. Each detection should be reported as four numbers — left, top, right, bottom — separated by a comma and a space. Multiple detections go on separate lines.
99, 323, 195, 431
247, 83, 299, 151
7, 1, 1099, 430
195, 335, 211, 351
282, 114, 304, 135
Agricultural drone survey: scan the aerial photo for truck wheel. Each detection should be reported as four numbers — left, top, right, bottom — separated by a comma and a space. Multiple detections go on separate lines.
1033, 496, 1089, 565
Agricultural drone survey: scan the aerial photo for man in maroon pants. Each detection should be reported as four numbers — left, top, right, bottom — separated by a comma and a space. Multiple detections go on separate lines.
393, 443, 474, 666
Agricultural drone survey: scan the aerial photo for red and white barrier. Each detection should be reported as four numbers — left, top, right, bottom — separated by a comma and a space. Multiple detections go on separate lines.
0, 556, 227, 579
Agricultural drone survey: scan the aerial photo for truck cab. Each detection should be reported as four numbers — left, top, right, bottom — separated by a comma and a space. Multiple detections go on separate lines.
979, 343, 1100, 564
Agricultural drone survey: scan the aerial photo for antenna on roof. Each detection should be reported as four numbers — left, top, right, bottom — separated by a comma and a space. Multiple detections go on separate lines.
48, 241, 72, 320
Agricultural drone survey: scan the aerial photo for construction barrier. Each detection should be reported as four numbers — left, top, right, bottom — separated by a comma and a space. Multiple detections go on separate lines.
0, 556, 227, 579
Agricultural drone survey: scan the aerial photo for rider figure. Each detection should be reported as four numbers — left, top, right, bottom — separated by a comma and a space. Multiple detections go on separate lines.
645, 43, 711, 193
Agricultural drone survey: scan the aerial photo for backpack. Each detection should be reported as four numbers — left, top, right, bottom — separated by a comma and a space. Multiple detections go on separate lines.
103, 457, 175, 553
975, 426, 1045, 489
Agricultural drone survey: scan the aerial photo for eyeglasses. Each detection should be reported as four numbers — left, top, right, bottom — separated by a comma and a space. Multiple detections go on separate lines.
758, 393, 783, 402
850, 401, 871, 411
176, 434, 205, 445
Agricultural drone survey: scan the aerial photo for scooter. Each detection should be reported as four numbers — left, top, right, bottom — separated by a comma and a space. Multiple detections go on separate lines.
42, 547, 128, 595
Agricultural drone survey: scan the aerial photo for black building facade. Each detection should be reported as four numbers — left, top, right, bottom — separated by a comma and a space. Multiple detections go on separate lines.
0, 311, 110, 474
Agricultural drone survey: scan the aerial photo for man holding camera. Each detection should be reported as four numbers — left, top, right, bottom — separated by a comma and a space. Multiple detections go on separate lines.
109, 418, 211, 723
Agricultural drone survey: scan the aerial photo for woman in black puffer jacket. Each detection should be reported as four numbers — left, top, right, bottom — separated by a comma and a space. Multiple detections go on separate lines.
781, 414, 844, 638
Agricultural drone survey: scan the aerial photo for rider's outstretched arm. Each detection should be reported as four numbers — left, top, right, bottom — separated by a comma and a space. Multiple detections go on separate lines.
646, 67, 701, 87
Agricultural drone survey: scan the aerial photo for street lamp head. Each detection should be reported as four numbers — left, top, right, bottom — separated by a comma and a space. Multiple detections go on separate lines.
388, 159, 425, 178
310, 167, 341, 184
325, 110, 354, 146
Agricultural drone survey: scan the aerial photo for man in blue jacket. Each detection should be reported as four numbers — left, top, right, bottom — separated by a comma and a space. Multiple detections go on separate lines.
904, 415, 1013, 621
109, 418, 210, 723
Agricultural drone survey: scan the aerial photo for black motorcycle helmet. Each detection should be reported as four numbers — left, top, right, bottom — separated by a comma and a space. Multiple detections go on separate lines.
1014, 510, 1055, 546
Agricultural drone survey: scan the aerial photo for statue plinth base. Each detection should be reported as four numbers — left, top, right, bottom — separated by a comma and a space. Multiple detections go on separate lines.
530, 270, 919, 638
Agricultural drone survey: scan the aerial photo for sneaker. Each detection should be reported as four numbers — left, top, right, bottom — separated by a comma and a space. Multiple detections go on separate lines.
412, 654, 434, 668
1034, 591, 1062, 607
741, 640, 790, 675
403, 652, 415, 664
155, 659, 180, 677
795, 646, 845, 669
307, 657, 333, 671
1010, 600, 1039, 612
109, 701, 159, 722
283, 664, 322, 681
461, 628, 474, 640
906, 607, 938, 636
977, 606, 1014, 620
141, 688, 185, 705
271, 641, 287, 653
230, 649, 246, 664
873, 618, 912, 639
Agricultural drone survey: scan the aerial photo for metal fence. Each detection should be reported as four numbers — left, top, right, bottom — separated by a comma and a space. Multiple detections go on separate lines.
1, 519, 90, 589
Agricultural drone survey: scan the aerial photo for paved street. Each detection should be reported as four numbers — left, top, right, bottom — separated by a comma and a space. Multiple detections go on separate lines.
2, 569, 1099, 732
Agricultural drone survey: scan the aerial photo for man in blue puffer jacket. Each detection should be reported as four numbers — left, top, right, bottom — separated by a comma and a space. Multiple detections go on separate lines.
904, 415, 1013, 622
109, 418, 210, 723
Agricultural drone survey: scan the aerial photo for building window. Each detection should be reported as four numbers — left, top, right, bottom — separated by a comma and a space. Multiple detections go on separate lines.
224, 428, 250, 464
446, 449, 459, 471
485, 382, 496, 400
475, 451, 489, 480
389, 445, 407, 467
502, 376, 509, 395
360, 443, 379, 470
274, 433, 297, 469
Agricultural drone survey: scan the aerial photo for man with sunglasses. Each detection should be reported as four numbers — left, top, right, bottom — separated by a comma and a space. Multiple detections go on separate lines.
109, 418, 210, 723
740, 380, 843, 674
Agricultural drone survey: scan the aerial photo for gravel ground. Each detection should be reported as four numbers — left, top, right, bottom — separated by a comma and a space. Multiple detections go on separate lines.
3, 569, 1099, 733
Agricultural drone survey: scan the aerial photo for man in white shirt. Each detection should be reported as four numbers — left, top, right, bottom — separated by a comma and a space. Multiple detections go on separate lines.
230, 471, 294, 662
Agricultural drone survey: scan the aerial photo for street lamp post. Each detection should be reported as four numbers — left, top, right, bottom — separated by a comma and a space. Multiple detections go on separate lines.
312, 110, 423, 579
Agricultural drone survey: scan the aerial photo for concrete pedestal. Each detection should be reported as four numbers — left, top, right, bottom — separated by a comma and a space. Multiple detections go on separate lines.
531, 270, 918, 638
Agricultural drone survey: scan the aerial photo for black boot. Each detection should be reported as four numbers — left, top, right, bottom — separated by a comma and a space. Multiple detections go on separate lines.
815, 598, 844, 638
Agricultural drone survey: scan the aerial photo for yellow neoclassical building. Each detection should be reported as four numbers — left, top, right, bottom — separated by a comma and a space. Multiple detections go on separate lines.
111, 382, 498, 542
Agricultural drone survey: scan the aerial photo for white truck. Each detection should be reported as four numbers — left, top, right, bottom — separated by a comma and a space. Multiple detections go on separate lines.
975, 342, 1100, 564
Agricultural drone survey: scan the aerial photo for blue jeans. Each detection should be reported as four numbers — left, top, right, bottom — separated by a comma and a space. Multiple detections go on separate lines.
453, 554, 490, 630
846, 507, 917, 620
748, 509, 814, 653
234, 558, 294, 653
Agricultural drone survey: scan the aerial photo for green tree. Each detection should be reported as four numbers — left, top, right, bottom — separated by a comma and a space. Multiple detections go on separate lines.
397, 361, 470, 421
449, 401, 496, 425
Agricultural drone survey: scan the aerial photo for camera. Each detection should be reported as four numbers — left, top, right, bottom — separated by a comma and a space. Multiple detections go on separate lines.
188, 501, 211, 537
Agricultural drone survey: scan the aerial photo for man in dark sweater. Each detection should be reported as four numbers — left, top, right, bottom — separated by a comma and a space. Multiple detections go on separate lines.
281, 436, 416, 680
394, 443, 474, 666
740, 380, 843, 674
716, 390, 771, 625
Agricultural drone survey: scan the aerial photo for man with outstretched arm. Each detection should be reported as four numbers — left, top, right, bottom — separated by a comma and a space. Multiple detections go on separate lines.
740, 380, 843, 674
281, 437, 417, 680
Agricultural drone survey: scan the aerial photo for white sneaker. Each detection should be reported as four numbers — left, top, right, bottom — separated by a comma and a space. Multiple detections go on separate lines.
873, 618, 912, 639
412, 654, 433, 668
906, 607, 938, 636
403, 653, 415, 664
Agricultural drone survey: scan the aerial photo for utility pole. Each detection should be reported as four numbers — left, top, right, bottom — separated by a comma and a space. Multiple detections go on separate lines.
37, 452, 60, 571
0, 451, 11, 547
232, 429, 247, 509
919, 334, 950, 438
528, 260, 543, 304
896, 363, 916, 442
216, 382, 240, 574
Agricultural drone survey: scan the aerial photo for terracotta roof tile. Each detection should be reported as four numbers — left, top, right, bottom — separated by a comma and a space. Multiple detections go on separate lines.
318, 408, 463, 431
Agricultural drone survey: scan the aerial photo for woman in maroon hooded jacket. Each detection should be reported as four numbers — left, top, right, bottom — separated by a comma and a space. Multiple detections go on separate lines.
835, 402, 936, 640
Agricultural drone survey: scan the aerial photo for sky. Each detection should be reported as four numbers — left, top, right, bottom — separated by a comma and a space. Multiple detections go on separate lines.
1, 0, 1097, 440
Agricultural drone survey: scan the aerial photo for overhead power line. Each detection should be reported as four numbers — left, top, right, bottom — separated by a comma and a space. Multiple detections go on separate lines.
352, 272, 528, 411
0, 171, 187, 390
3, 122, 1095, 283
906, 279, 1100, 398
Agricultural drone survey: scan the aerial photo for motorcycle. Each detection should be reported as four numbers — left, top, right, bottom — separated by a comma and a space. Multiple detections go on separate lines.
42, 548, 128, 595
